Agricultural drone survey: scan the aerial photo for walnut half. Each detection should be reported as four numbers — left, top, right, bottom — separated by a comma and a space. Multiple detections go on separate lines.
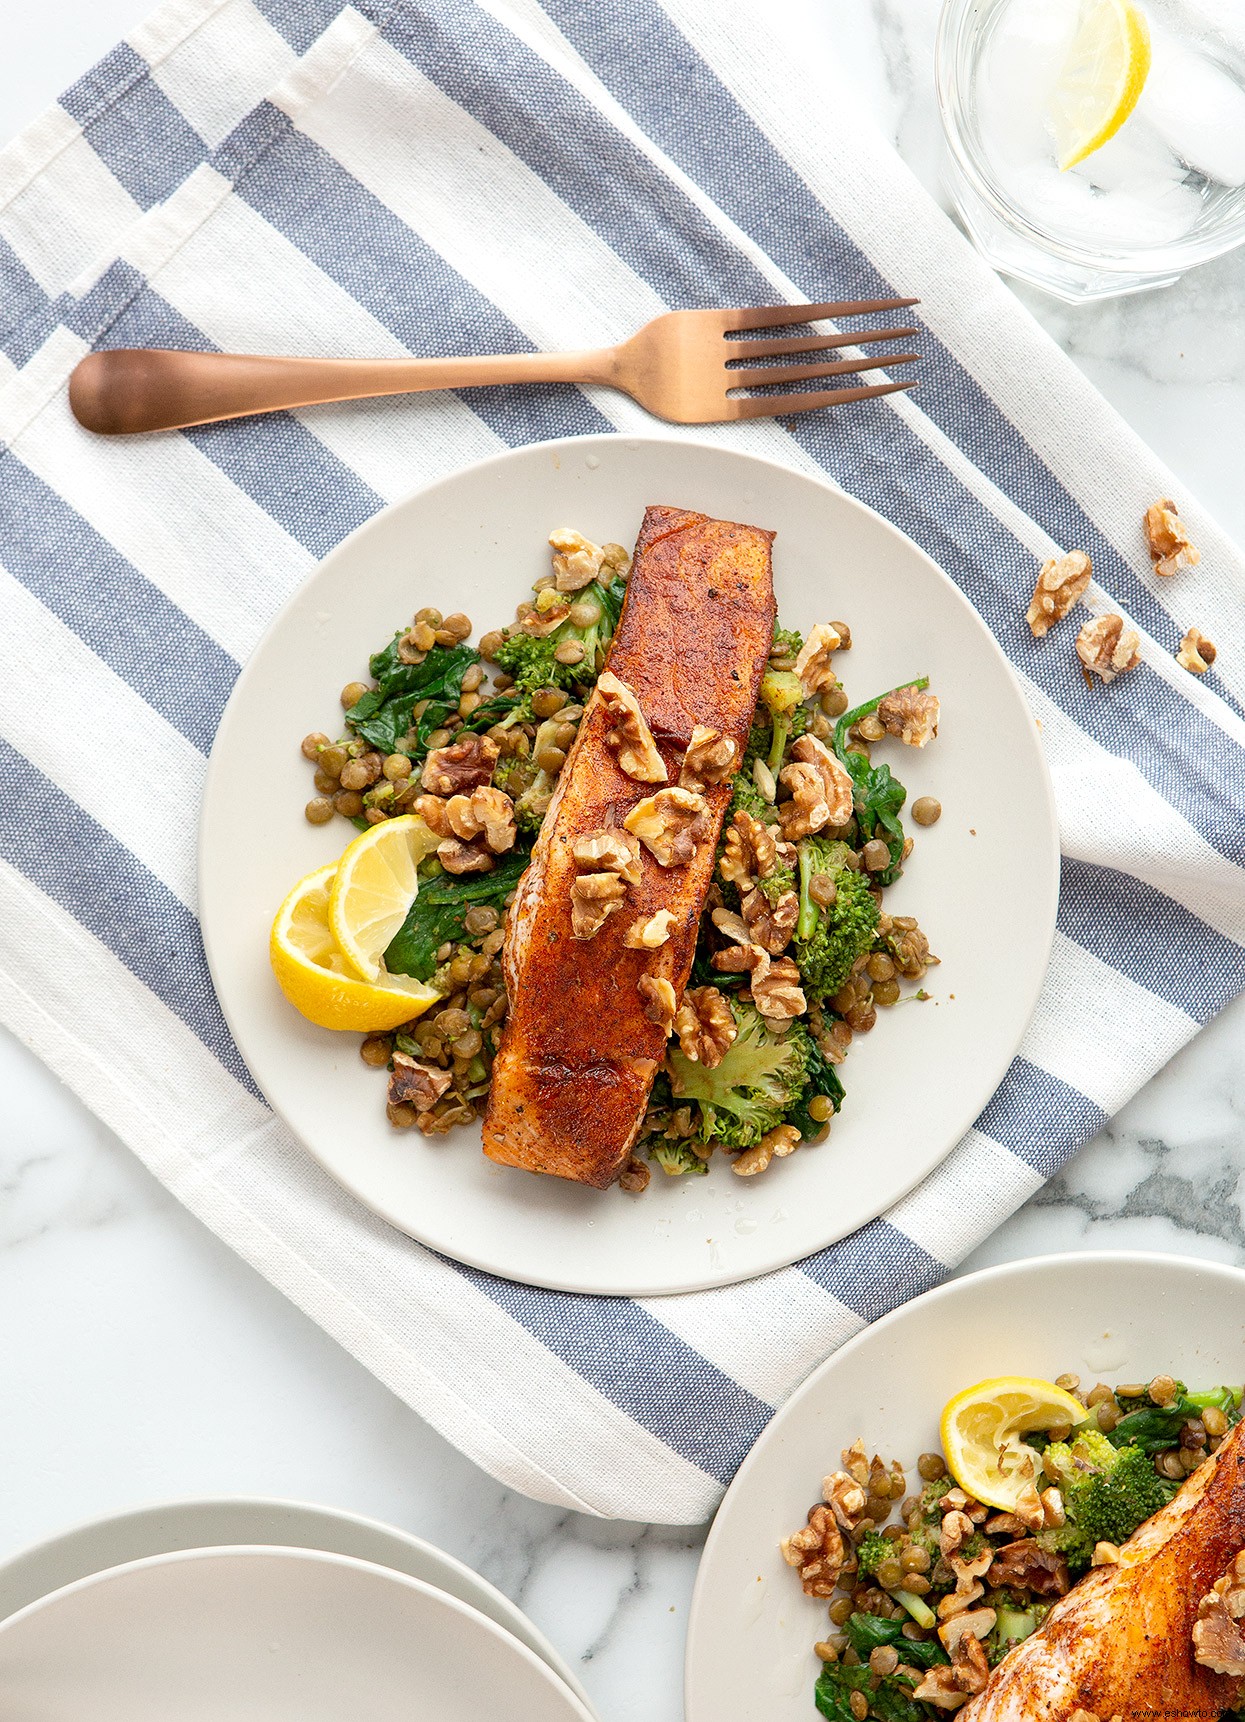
1193, 1549, 1245, 1676
679, 725, 737, 791
877, 684, 940, 748
421, 732, 499, 795
597, 671, 667, 783
1076, 614, 1142, 685
780, 1504, 845, 1597
672, 986, 736, 1069
778, 735, 854, 839
624, 786, 710, 867
388, 1052, 453, 1113
1145, 498, 1200, 578
1026, 550, 1092, 638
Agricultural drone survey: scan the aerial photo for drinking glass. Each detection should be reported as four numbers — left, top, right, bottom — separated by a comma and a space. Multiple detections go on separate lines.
936, 0, 1245, 301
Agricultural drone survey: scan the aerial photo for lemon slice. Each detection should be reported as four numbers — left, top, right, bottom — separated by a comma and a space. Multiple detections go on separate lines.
328, 815, 440, 981
1051, 0, 1151, 171
940, 1376, 1086, 1510
271, 862, 440, 1032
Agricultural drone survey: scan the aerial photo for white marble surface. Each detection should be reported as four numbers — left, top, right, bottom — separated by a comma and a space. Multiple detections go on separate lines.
3, 3, 1244, 1719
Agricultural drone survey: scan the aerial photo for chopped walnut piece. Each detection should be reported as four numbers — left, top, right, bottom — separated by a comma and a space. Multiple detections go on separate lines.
421, 733, 499, 796
679, 724, 737, 791
617, 1154, 651, 1194
1193, 1550, 1245, 1675
877, 684, 940, 748
569, 871, 626, 939
1025, 550, 1092, 638
948, 1630, 991, 1696
940, 1510, 975, 1557
388, 1053, 453, 1112
733, 1123, 800, 1176
597, 671, 667, 783
1076, 614, 1142, 685
548, 526, 608, 592
638, 974, 677, 1035
911, 1668, 970, 1710
673, 986, 737, 1068
1092, 1542, 1120, 1567
822, 1470, 869, 1531
438, 835, 494, 874
412, 792, 452, 836
987, 1539, 1070, 1597
750, 954, 806, 1021
1177, 628, 1217, 675
719, 809, 781, 890
778, 735, 854, 839
1013, 1482, 1046, 1533
624, 909, 677, 950
1040, 1486, 1066, 1527
519, 596, 572, 636
445, 785, 516, 853
793, 622, 842, 696
1068, 1711, 1102, 1722
939, 1608, 996, 1659
573, 826, 643, 884
1145, 498, 1201, 578
740, 885, 798, 955
939, 1546, 994, 1621
624, 786, 710, 867
780, 1504, 845, 1597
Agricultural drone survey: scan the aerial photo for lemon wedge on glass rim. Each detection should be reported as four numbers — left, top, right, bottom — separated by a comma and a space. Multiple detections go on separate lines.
1050, 0, 1151, 172
328, 814, 441, 981
939, 1376, 1086, 1510
270, 861, 441, 1032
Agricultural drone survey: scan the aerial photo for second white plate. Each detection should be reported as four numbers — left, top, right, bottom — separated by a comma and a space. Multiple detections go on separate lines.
200, 433, 1058, 1294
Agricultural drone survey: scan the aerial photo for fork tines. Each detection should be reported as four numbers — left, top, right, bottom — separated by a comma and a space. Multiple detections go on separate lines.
721, 296, 919, 331
721, 297, 920, 420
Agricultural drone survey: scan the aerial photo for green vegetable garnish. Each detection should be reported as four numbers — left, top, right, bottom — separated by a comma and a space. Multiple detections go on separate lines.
832, 679, 928, 885
346, 639, 478, 757
384, 851, 529, 982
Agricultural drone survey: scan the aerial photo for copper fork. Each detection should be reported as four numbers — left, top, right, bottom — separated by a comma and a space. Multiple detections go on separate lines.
68, 298, 919, 435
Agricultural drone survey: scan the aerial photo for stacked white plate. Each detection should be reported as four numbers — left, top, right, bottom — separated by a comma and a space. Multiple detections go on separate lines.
0, 1498, 594, 1722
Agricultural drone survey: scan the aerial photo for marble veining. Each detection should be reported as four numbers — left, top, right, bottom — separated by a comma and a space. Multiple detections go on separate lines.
3, 6, 1245, 1722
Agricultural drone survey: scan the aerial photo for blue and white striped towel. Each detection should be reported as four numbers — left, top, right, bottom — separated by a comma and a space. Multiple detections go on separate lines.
2, 0, 1243, 1524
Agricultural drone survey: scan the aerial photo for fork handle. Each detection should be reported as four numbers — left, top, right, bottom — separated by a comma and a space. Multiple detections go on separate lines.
68, 346, 622, 435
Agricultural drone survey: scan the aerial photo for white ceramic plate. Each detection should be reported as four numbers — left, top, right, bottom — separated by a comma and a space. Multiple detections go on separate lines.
200, 434, 1058, 1295
0, 1496, 589, 1708
0, 1543, 597, 1722
684, 1251, 1245, 1722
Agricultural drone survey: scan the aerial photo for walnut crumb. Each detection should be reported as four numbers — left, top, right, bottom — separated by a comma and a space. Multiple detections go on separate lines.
1177, 628, 1216, 675
1026, 550, 1092, 638
1145, 498, 1200, 578
569, 871, 625, 939
1076, 614, 1142, 685
597, 670, 666, 783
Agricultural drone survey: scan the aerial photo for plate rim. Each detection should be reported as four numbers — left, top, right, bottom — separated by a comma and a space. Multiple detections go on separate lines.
199, 430, 1060, 1295
0, 1494, 590, 1707
0, 1540, 596, 1722
683, 1248, 1245, 1721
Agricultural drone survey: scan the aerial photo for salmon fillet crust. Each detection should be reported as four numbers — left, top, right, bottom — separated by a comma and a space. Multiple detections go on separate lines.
962, 1414, 1245, 1721
481, 504, 776, 1188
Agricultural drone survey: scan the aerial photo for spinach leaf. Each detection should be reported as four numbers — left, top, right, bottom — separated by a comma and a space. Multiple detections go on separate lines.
844, 1613, 947, 1671
384, 851, 530, 981
815, 1662, 929, 1722
832, 678, 928, 886
346, 638, 479, 756
787, 1040, 846, 1139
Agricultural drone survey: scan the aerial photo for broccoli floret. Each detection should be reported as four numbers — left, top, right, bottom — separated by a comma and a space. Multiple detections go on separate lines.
727, 770, 772, 823
493, 568, 626, 710
1037, 1437, 1176, 1571
491, 754, 555, 836
756, 865, 797, 904
650, 1141, 708, 1178
854, 1530, 891, 1576
792, 838, 880, 1004
771, 621, 805, 660
759, 667, 807, 773
667, 1001, 811, 1150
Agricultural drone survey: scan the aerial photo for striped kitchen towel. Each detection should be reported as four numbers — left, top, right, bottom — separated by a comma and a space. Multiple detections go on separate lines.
2, 0, 1243, 1525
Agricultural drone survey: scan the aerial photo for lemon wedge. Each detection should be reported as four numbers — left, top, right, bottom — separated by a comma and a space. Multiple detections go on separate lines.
270, 862, 440, 1032
940, 1376, 1087, 1510
1051, 0, 1151, 171
328, 815, 440, 982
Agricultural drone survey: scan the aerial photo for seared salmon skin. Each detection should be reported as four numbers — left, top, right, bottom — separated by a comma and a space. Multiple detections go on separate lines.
962, 1414, 1245, 1721
481, 504, 775, 1188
